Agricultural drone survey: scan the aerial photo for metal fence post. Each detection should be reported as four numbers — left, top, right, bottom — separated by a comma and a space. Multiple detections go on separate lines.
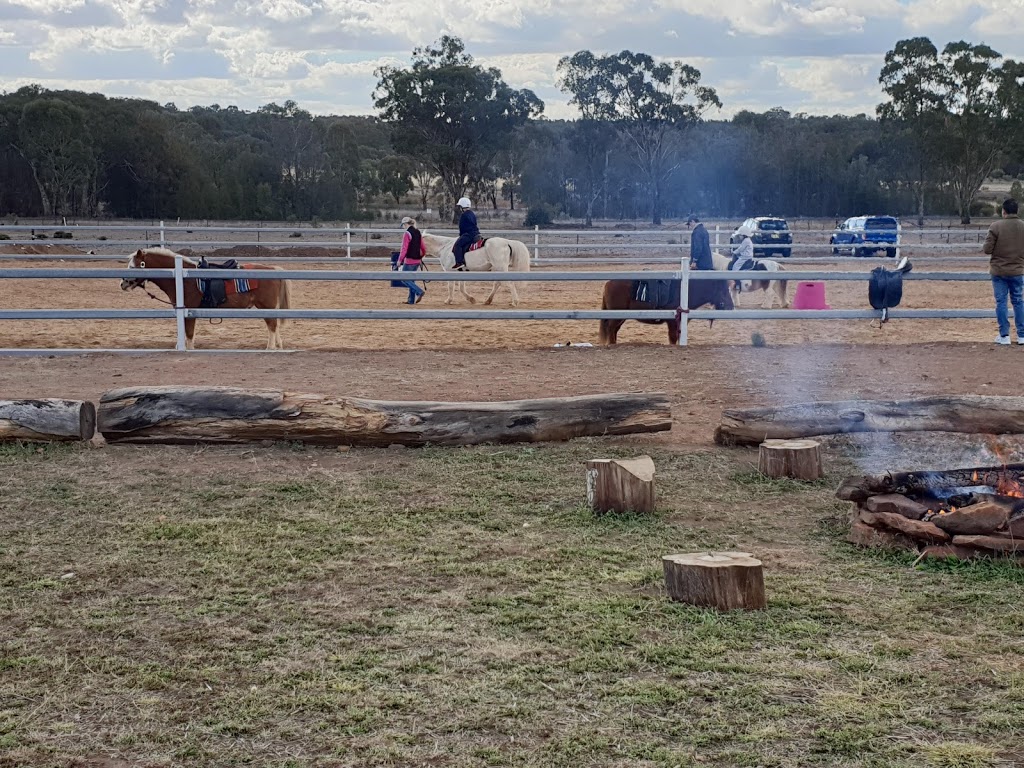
678, 257, 689, 347
160, 220, 165, 248
173, 254, 187, 351
714, 224, 720, 248
533, 225, 539, 264
346, 223, 351, 258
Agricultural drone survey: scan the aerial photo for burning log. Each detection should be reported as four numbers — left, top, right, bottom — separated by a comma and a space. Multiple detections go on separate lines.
0, 399, 96, 442
715, 395, 1024, 447
586, 456, 656, 514
662, 552, 766, 611
757, 439, 823, 481
841, 463, 1024, 562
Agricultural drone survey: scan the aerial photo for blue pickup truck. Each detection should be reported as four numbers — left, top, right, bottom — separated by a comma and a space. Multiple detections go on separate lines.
830, 216, 900, 257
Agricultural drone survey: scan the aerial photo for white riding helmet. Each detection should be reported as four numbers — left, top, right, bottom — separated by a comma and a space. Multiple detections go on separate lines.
457, 197, 472, 208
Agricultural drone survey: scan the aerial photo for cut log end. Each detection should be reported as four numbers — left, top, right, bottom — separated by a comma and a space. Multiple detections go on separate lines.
0, 399, 96, 442
758, 438, 823, 481
662, 551, 766, 611
587, 456, 656, 514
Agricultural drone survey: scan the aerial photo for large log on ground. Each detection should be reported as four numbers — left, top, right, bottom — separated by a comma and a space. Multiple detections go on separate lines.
0, 399, 95, 442
97, 387, 672, 446
662, 552, 767, 611
715, 396, 1024, 447
758, 439, 823, 480
586, 456, 656, 514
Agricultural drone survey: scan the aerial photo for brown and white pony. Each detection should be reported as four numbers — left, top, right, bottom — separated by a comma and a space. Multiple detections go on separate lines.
120, 247, 292, 350
710, 250, 788, 309
420, 232, 531, 307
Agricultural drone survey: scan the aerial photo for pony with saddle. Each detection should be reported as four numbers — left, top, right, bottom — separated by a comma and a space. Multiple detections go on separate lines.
420, 232, 531, 307
598, 274, 734, 345
120, 247, 293, 350
710, 251, 788, 309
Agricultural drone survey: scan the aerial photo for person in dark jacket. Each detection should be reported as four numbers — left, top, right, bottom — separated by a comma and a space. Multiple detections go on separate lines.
452, 196, 479, 271
687, 216, 714, 270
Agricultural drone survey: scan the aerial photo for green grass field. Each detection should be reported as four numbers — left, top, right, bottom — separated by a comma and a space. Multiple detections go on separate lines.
1, 440, 1022, 767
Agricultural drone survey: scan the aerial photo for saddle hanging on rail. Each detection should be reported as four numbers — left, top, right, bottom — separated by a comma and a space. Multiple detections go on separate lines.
868, 257, 912, 323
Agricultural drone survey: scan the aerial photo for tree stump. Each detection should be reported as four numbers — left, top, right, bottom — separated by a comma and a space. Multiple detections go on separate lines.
758, 439, 823, 481
586, 456, 655, 514
662, 552, 766, 611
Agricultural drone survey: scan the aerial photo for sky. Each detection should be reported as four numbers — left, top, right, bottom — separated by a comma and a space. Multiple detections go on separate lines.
2, 0, 1024, 120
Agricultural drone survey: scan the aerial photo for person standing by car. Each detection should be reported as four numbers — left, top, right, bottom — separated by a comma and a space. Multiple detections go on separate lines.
396, 216, 426, 304
983, 198, 1024, 345
687, 216, 714, 270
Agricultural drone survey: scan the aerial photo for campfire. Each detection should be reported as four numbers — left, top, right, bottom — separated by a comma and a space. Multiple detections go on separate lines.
838, 461, 1024, 561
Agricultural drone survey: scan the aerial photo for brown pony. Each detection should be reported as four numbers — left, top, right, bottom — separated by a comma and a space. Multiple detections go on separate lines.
598, 278, 734, 345
120, 247, 292, 350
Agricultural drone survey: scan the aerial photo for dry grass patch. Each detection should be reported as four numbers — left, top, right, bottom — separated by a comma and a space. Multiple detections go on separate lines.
0, 440, 1022, 767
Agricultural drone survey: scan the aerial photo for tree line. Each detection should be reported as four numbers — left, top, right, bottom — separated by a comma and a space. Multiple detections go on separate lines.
2, 35, 1023, 225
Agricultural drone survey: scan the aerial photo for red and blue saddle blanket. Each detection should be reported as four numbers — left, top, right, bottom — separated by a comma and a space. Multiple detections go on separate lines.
463, 237, 487, 253
196, 258, 259, 308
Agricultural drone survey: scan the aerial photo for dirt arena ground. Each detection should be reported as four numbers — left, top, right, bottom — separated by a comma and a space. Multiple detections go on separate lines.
0, 244, 1007, 350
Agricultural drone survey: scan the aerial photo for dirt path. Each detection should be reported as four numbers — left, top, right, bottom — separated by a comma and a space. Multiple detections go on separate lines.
2, 344, 1019, 446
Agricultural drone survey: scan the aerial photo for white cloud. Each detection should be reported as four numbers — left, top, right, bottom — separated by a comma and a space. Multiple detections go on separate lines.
5, 0, 1024, 119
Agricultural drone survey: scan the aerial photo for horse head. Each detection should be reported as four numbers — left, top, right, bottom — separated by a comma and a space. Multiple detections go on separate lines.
120, 249, 149, 291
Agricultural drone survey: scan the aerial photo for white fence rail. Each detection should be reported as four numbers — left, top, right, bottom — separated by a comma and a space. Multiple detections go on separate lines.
0, 248, 1005, 351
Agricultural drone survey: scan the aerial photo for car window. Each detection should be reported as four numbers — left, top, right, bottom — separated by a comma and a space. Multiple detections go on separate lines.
866, 217, 897, 230
758, 219, 788, 231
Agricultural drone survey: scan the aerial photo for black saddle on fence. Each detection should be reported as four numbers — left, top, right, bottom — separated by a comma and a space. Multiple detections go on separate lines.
868, 257, 912, 323
197, 257, 240, 308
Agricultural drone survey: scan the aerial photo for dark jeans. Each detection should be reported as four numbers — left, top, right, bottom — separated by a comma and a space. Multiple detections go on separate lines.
399, 263, 424, 303
453, 233, 476, 266
992, 275, 1024, 338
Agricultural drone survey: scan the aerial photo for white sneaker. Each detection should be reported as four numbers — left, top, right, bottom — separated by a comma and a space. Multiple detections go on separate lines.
996, 336, 1011, 345
1018, 338, 1024, 345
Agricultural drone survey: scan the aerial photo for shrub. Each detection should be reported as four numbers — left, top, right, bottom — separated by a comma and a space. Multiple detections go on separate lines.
0, 233, 9, 241
34, 233, 48, 239
751, 331, 767, 348
97, 235, 108, 241
523, 205, 555, 228
289, 231, 302, 238
53, 230, 73, 239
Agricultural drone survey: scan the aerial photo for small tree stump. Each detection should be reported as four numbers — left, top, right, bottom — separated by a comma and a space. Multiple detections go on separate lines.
586, 456, 655, 514
758, 439, 823, 481
662, 552, 766, 611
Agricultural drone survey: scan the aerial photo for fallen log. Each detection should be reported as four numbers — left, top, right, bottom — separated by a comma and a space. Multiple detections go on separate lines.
715, 396, 1024, 447
97, 387, 672, 446
0, 399, 96, 442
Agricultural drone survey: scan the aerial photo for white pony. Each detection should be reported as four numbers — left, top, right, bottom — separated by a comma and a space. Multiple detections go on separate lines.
420, 232, 531, 307
710, 250, 788, 309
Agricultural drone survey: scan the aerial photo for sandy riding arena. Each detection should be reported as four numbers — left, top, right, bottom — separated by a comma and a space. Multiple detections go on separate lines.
0, 242, 1006, 350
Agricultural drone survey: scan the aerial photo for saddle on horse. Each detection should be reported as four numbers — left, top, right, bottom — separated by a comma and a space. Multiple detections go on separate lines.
197, 257, 252, 308
727, 256, 766, 292
631, 279, 681, 317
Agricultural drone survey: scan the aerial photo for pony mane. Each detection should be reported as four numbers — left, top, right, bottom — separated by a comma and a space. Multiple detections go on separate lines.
132, 246, 198, 266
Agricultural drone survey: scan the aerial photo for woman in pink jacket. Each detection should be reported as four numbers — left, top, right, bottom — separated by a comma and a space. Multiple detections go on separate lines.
396, 216, 426, 304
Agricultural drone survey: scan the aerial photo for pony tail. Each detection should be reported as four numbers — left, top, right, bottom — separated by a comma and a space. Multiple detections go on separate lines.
278, 278, 292, 327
